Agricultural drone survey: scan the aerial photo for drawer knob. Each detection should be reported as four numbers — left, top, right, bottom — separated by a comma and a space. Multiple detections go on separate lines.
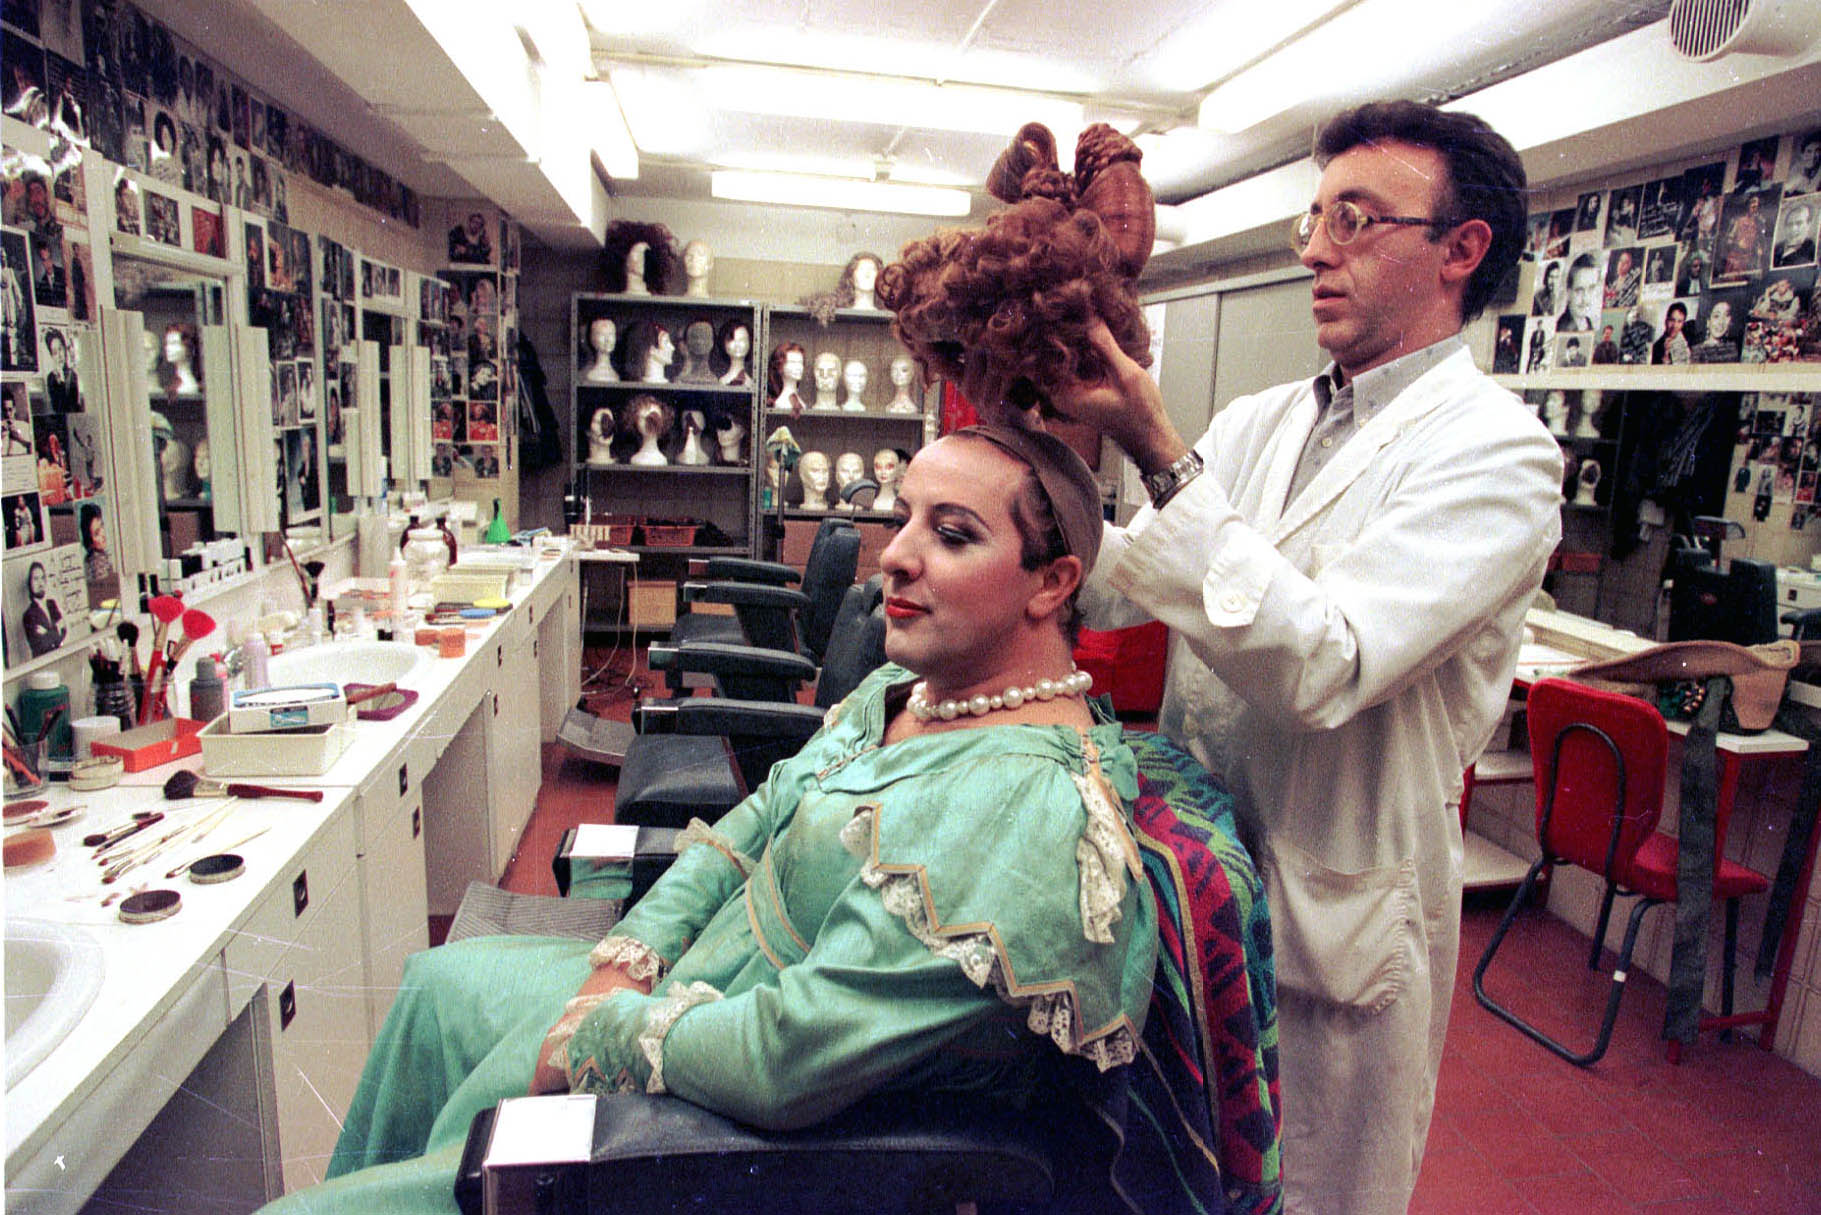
292, 870, 309, 917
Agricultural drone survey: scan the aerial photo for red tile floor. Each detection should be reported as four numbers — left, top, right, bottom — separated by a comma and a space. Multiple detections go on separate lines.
497, 645, 1821, 1213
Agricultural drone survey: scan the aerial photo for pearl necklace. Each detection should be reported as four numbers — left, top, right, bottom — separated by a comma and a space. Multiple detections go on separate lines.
907, 668, 1094, 722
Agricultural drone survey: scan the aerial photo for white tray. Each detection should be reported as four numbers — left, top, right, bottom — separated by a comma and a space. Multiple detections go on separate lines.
199, 717, 352, 777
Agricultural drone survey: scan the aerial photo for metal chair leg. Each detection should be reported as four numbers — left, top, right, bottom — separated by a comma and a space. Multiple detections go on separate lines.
1589, 880, 1619, 970
1721, 896, 1740, 1041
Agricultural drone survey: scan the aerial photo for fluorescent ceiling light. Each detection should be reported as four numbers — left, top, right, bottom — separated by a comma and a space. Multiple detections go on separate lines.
711, 170, 970, 217
1198, 0, 1477, 135
699, 65, 1084, 138
516, 0, 592, 82
1143, 0, 1350, 93
583, 80, 639, 180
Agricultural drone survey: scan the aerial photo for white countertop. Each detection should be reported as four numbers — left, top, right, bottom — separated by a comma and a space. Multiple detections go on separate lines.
3, 540, 577, 1193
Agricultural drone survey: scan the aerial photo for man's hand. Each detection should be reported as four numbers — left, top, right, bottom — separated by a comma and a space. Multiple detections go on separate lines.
1050, 320, 1187, 475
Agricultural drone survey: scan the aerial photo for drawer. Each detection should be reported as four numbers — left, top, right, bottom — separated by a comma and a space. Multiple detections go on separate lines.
222, 809, 357, 1016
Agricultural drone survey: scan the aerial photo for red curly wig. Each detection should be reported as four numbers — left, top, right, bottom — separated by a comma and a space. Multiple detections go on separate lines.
878, 123, 1155, 415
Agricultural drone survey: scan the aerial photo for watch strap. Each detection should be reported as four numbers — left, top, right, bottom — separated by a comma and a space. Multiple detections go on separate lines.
1144, 449, 1204, 509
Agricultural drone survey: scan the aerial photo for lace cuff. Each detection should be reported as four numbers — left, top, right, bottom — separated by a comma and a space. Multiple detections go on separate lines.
1071, 744, 1141, 945
588, 934, 669, 983
636, 980, 724, 1094
676, 817, 756, 878
846, 806, 1139, 1073
546, 992, 612, 1072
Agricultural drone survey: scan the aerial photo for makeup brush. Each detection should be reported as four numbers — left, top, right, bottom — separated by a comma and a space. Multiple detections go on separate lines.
144, 608, 218, 718
161, 769, 324, 802
139, 597, 186, 724
83, 811, 164, 849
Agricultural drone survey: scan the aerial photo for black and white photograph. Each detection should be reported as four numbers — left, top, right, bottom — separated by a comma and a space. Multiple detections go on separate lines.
1643, 244, 1677, 289
144, 190, 180, 246
1603, 246, 1640, 310
5, 547, 88, 659
1573, 191, 1602, 233
1, 228, 40, 371
298, 358, 316, 420
1692, 286, 1751, 363
1790, 128, 1821, 196
1677, 160, 1727, 248
112, 169, 140, 234
3, 28, 48, 127
1603, 185, 1640, 247
447, 210, 493, 265
30, 225, 67, 311
1735, 135, 1779, 193
1554, 250, 1604, 332
1530, 258, 1562, 316
1639, 175, 1684, 240
4, 488, 47, 553
1772, 195, 1818, 269
1492, 314, 1523, 375
42, 323, 78, 413
2, 380, 34, 461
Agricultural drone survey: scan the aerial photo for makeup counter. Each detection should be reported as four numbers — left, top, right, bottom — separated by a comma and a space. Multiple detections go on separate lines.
3, 543, 580, 1213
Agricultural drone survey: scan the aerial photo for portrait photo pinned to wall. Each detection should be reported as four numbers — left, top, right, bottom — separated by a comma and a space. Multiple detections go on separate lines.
2, 27, 48, 127
447, 210, 493, 265
1, 228, 40, 372
6, 546, 90, 659
1771, 195, 1818, 270
144, 190, 181, 246
1743, 268, 1814, 364
64, 239, 93, 323
1492, 314, 1524, 375
1789, 129, 1821, 196
191, 205, 224, 257
1604, 185, 1641, 247
28, 227, 66, 310
41, 322, 77, 413
1643, 244, 1678, 291
298, 359, 316, 421
1714, 185, 1780, 285
1692, 285, 1752, 363
1603, 246, 1642, 310
112, 168, 141, 235
1734, 135, 1779, 194
2, 380, 35, 464
1573, 191, 1603, 233
3, 489, 47, 553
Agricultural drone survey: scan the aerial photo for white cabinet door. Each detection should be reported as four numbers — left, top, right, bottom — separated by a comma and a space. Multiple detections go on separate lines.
485, 624, 542, 875
360, 784, 430, 1040
262, 866, 368, 1194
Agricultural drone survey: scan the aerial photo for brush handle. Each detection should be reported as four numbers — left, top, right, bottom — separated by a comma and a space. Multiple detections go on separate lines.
224, 783, 324, 802
346, 682, 397, 707
139, 652, 166, 725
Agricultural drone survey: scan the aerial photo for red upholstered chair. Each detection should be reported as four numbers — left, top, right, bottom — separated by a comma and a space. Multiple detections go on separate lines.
1473, 677, 1771, 1065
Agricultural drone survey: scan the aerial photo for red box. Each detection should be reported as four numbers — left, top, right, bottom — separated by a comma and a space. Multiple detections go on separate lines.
89, 718, 205, 772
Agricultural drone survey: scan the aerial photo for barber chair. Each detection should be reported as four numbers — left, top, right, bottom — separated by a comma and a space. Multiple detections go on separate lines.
665, 517, 859, 660
614, 578, 885, 827
452, 730, 1281, 1214
1666, 522, 1777, 647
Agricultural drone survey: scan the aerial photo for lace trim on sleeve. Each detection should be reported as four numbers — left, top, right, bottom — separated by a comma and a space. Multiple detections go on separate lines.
636, 980, 725, 1094
676, 816, 757, 878
846, 806, 1139, 1073
546, 991, 611, 1072
1072, 733, 1144, 946
587, 935, 669, 983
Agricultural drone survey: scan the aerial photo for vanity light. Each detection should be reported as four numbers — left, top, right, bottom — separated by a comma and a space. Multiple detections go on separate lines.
710, 170, 971, 218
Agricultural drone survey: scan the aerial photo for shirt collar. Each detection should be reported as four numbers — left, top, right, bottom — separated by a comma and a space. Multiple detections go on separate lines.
1313, 335, 1465, 419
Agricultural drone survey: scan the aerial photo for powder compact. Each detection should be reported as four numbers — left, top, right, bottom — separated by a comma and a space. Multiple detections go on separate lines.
187, 852, 246, 884
118, 889, 183, 924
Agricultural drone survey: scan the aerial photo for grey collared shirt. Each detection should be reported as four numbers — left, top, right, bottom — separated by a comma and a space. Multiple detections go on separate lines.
1285, 336, 1465, 507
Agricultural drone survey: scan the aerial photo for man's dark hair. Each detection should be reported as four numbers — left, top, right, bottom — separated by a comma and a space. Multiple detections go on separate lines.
1315, 100, 1526, 323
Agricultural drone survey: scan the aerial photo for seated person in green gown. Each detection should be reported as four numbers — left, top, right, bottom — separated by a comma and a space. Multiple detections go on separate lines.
263, 425, 1157, 1213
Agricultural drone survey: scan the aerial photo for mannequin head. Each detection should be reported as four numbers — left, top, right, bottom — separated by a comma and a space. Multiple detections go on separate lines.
626, 241, 650, 284
683, 240, 713, 294
625, 394, 672, 441
684, 319, 715, 361
873, 447, 903, 486
621, 320, 674, 381
163, 322, 196, 368
890, 354, 915, 387
590, 407, 614, 440
769, 342, 806, 399
720, 320, 751, 363
601, 219, 681, 294
836, 451, 865, 489
843, 359, 867, 399
840, 251, 884, 307
799, 450, 832, 501
712, 410, 747, 460
587, 316, 616, 357
813, 351, 841, 393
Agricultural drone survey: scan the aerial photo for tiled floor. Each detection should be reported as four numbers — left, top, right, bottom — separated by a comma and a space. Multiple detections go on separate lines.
499, 644, 1821, 1213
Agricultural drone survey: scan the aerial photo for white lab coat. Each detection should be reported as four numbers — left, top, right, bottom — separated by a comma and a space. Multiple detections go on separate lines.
1082, 348, 1562, 1213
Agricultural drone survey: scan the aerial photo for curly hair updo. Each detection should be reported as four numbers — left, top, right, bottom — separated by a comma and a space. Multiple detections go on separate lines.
878, 122, 1155, 416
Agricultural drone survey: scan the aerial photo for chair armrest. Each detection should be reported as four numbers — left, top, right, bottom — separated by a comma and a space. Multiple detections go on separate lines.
700, 557, 800, 586
645, 642, 816, 702
671, 697, 828, 739
682, 581, 810, 612
458, 1093, 1059, 1215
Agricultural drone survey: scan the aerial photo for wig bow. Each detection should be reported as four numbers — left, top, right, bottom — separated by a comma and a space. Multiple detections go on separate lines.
986, 122, 1156, 279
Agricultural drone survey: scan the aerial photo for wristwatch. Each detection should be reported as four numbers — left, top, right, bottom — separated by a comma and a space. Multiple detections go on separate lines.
1142, 448, 1204, 509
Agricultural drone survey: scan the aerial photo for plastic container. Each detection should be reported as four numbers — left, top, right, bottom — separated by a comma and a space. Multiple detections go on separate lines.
94, 674, 135, 731
189, 657, 226, 723
198, 716, 351, 777
242, 631, 271, 689
403, 528, 451, 594
19, 671, 72, 760
389, 553, 409, 622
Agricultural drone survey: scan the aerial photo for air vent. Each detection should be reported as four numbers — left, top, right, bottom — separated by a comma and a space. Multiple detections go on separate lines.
1667, 0, 1821, 60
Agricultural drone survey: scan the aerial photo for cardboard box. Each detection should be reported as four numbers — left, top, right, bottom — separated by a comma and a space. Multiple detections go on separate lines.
628, 580, 676, 631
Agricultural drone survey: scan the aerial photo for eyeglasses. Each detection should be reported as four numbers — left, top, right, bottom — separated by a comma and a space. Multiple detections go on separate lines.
1291, 200, 1447, 253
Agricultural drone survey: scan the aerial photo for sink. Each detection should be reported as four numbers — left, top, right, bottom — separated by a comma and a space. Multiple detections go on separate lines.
266, 639, 429, 689
5, 918, 104, 1088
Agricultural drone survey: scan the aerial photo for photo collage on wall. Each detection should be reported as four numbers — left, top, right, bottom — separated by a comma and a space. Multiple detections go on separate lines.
1507, 125, 1821, 373
245, 214, 318, 527
3, 0, 418, 232
0, 0, 119, 663
1726, 392, 1821, 530
319, 235, 356, 461
435, 217, 520, 482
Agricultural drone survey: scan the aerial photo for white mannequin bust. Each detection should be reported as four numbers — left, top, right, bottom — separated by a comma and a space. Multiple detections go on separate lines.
193, 437, 212, 499
583, 317, 619, 383
840, 359, 868, 412
677, 321, 718, 384
683, 240, 713, 298
871, 448, 902, 511
811, 351, 841, 411
587, 407, 616, 465
1575, 458, 1601, 505
771, 347, 805, 412
798, 450, 832, 511
715, 414, 746, 465
851, 256, 880, 311
678, 409, 711, 465
163, 325, 200, 394
1573, 390, 1602, 439
1540, 392, 1569, 436
835, 451, 866, 509
628, 396, 670, 466
886, 355, 919, 414
641, 327, 675, 384
154, 415, 192, 499
624, 241, 651, 295
720, 324, 752, 386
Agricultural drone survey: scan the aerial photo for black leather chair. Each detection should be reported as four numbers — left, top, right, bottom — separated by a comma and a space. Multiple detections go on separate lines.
666, 517, 859, 659
614, 578, 886, 827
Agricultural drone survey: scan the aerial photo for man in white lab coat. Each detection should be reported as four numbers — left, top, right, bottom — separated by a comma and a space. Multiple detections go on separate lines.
1051, 102, 1563, 1212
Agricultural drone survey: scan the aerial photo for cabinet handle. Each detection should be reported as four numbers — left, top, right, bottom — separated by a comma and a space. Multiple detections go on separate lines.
412, 806, 421, 839
292, 869, 309, 917
533, 638, 539, 659
398, 761, 409, 796
492, 692, 499, 718
279, 980, 297, 1030
496, 644, 503, 668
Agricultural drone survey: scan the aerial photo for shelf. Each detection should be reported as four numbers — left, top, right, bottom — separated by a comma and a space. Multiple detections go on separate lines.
629, 544, 749, 557
768, 306, 893, 323
1495, 367, 1821, 393
765, 408, 926, 421
577, 293, 761, 308
577, 380, 754, 395
576, 463, 748, 475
